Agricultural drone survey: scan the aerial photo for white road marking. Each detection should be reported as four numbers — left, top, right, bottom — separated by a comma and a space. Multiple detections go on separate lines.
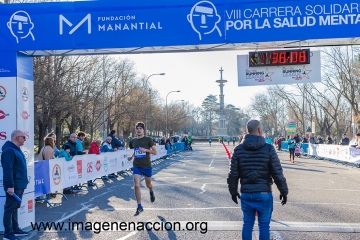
117, 231, 138, 240
209, 150, 217, 168
199, 183, 226, 194
290, 187, 360, 192
116, 218, 156, 240
24, 187, 118, 239
271, 231, 284, 240
106, 207, 240, 211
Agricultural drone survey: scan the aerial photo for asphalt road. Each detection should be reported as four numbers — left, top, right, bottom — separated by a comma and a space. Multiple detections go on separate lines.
9, 142, 360, 240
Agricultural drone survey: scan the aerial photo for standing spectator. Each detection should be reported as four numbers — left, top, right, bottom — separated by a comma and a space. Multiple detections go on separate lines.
326, 136, 333, 144
62, 133, 77, 157
118, 134, 125, 150
339, 134, 350, 145
354, 133, 360, 148
276, 136, 282, 151
87, 140, 101, 186
88, 140, 101, 154
38, 137, 55, 160
108, 130, 122, 150
160, 137, 166, 145
182, 136, 188, 149
46, 132, 59, 157
62, 133, 80, 194
188, 136, 193, 151
317, 136, 324, 144
264, 133, 273, 144
57, 145, 72, 161
76, 131, 86, 155
165, 138, 172, 150
1, 130, 30, 239
302, 135, 308, 143
309, 134, 317, 144
294, 133, 301, 144
227, 120, 288, 240
239, 135, 244, 144
273, 136, 278, 147
100, 136, 117, 152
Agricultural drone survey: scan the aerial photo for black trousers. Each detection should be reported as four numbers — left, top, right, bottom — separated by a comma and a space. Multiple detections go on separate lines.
289, 148, 295, 159
3, 189, 24, 234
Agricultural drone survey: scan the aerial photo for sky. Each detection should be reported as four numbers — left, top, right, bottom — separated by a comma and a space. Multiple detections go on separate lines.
120, 50, 267, 110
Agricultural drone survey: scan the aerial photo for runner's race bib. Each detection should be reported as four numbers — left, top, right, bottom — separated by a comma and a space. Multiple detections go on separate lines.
134, 147, 146, 159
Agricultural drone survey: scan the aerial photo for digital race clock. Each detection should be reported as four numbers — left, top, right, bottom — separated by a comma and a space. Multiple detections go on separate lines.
248, 49, 310, 67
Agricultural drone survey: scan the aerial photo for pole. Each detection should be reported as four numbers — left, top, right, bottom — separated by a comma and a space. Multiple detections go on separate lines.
146, 73, 165, 137
166, 93, 169, 139
149, 89, 152, 137
103, 55, 107, 140
165, 90, 180, 138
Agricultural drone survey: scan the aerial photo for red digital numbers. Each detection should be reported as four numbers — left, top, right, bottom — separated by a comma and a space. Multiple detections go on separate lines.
270, 50, 307, 65
272, 52, 278, 64
299, 51, 306, 63
279, 52, 286, 64
250, 49, 309, 67
290, 52, 298, 63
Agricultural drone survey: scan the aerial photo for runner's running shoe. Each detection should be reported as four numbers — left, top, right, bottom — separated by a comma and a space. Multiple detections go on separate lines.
134, 207, 144, 216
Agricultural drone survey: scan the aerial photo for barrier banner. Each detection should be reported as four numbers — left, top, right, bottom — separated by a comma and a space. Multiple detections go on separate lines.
84, 154, 98, 181
63, 157, 83, 187
34, 160, 50, 197
349, 148, 360, 163
316, 144, 350, 162
48, 158, 64, 192
308, 144, 318, 157
38, 146, 168, 193
305, 144, 360, 163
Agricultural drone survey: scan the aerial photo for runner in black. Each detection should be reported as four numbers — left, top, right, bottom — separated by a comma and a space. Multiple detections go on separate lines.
127, 122, 157, 216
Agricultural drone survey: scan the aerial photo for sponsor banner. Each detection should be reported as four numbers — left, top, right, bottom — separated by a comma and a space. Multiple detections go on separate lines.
0, 52, 16, 78
48, 158, 64, 192
0, 77, 17, 132
0, 76, 17, 205
349, 147, 360, 163
2, 1, 360, 51
63, 159, 80, 187
16, 53, 34, 81
307, 144, 360, 163
17, 193, 35, 230
34, 161, 50, 197
237, 51, 321, 86
84, 154, 98, 181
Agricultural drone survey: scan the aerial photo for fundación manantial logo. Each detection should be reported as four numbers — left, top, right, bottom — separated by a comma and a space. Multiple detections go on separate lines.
7, 11, 35, 43
59, 14, 91, 35
187, 1, 222, 40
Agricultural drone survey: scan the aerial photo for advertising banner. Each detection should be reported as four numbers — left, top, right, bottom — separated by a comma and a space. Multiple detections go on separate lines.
63, 158, 82, 187
48, 158, 64, 192
1, 1, 360, 52
237, 50, 321, 86
17, 192, 34, 230
34, 160, 50, 197
307, 144, 360, 163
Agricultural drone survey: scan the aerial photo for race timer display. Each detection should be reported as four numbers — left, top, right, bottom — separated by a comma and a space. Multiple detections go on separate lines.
249, 49, 310, 67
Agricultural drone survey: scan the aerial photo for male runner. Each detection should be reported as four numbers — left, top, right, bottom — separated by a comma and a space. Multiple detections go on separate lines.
127, 122, 157, 216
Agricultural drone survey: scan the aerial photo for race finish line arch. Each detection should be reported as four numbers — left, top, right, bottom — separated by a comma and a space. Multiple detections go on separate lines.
1, 0, 360, 231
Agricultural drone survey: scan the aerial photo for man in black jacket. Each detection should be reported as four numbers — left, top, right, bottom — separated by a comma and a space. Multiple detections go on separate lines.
227, 120, 288, 240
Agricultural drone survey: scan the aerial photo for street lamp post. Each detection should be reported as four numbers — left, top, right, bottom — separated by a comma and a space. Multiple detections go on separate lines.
147, 73, 165, 137
166, 90, 180, 138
